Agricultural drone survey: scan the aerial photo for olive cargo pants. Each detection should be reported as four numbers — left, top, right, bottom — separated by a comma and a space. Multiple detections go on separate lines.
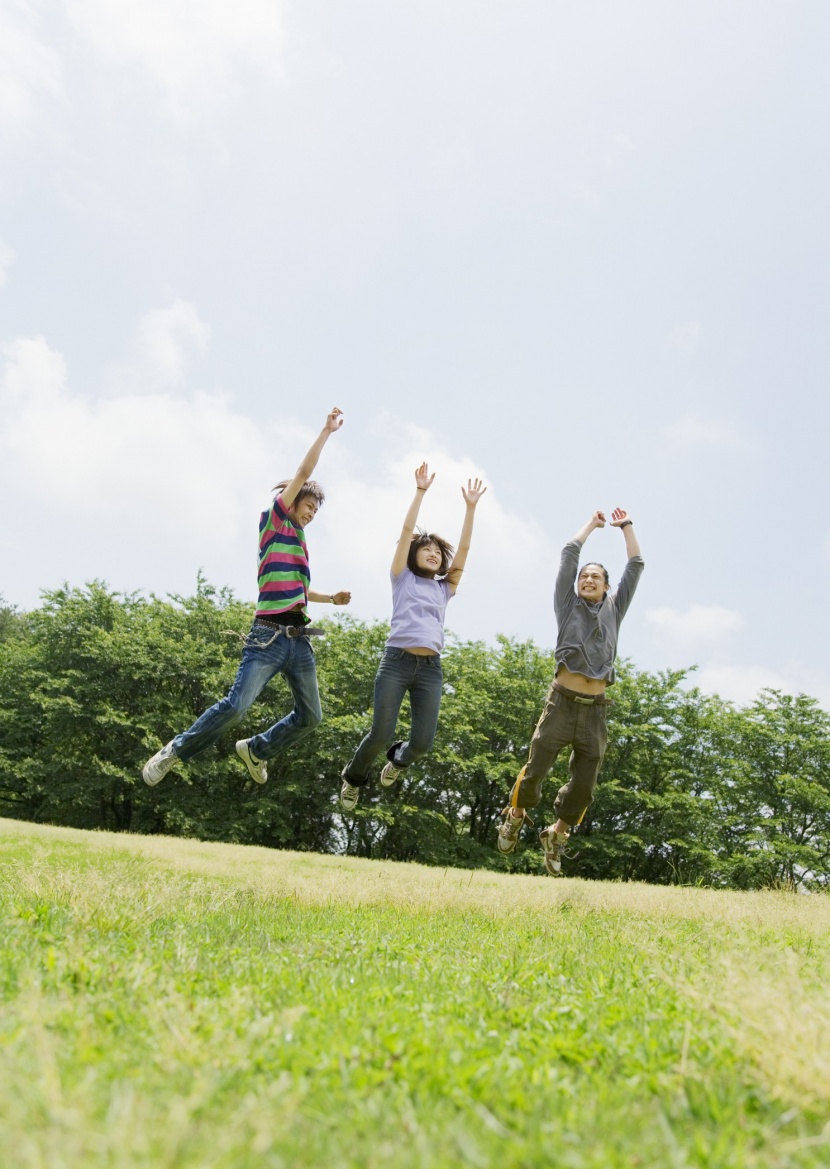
511, 681, 609, 826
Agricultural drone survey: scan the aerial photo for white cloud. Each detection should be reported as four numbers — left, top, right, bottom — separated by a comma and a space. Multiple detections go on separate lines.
657, 411, 755, 452
309, 418, 555, 639
132, 299, 211, 388
647, 603, 743, 643
0, 241, 14, 287
666, 320, 700, 354
606, 132, 634, 168
65, 0, 284, 125
0, 1, 63, 139
0, 332, 265, 541
0, 328, 557, 646
692, 663, 830, 710
1, 334, 66, 403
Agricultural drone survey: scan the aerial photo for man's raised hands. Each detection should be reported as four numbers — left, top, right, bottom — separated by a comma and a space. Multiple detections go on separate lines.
609, 508, 631, 527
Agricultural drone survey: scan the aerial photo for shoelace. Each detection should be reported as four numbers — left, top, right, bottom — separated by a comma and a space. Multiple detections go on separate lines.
500, 807, 534, 831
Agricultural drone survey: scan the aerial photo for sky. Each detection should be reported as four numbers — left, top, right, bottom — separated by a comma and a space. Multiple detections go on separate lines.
1, 0, 829, 708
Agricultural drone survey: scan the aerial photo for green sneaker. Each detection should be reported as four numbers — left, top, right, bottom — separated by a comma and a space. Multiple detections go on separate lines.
339, 768, 360, 812
539, 826, 570, 876
380, 760, 404, 787
497, 806, 533, 855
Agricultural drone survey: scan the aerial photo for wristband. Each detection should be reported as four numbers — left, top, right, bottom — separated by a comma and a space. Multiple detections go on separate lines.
619, 520, 633, 529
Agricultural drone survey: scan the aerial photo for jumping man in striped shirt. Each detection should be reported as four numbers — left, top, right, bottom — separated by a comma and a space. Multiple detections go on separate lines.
142, 407, 351, 788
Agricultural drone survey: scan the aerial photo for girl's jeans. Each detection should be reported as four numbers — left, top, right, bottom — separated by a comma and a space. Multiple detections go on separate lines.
344, 647, 443, 786
173, 624, 322, 763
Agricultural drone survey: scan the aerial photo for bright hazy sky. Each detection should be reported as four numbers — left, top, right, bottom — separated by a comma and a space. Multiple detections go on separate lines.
2, 1, 829, 708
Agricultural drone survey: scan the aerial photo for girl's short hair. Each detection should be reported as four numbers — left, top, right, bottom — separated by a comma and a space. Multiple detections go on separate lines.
408, 531, 455, 579
271, 479, 326, 508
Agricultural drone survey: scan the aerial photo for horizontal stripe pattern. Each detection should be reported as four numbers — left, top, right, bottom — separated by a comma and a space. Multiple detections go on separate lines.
256, 495, 310, 620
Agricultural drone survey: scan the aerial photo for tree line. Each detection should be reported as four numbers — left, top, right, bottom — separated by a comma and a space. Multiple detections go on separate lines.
1, 580, 828, 890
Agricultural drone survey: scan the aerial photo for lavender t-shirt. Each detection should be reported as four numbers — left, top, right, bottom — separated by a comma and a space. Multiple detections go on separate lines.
386, 568, 453, 654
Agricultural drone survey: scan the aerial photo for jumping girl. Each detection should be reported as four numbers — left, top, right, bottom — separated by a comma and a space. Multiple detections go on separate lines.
339, 462, 486, 811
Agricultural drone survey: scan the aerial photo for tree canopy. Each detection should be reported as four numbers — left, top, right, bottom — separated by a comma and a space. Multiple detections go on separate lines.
1, 581, 828, 889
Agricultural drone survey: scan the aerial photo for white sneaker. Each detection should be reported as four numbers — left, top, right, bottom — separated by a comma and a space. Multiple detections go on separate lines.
143, 741, 178, 786
540, 826, 570, 876
235, 740, 268, 784
380, 760, 404, 787
339, 770, 360, 812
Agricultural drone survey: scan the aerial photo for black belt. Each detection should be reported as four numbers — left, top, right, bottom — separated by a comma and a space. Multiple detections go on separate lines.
253, 619, 325, 638
553, 681, 613, 706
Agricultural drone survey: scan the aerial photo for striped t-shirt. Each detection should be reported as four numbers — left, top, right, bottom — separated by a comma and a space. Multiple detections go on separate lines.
255, 495, 310, 621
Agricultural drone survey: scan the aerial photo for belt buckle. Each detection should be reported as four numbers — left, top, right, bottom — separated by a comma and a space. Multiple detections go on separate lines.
574, 694, 595, 705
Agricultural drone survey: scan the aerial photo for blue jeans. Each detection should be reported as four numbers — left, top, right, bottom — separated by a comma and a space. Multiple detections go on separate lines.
173, 624, 322, 763
344, 648, 443, 786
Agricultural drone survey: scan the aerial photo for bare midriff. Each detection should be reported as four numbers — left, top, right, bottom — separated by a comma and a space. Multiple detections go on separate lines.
555, 666, 607, 696
404, 646, 438, 656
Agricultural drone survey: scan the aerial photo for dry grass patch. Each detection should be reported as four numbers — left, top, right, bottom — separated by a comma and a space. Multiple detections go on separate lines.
4, 817, 829, 934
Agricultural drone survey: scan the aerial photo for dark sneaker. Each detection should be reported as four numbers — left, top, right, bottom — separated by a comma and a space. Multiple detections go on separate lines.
540, 826, 570, 876
380, 760, 403, 787
235, 739, 268, 784
497, 806, 533, 855
143, 741, 178, 786
339, 768, 360, 812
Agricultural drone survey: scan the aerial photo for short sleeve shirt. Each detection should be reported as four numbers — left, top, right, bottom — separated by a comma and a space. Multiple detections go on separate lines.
386, 568, 453, 654
255, 495, 310, 621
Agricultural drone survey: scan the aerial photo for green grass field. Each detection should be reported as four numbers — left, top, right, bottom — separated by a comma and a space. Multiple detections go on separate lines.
1, 819, 830, 1168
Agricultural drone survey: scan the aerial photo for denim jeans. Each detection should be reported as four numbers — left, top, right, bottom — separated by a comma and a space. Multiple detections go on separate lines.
344, 647, 443, 786
173, 623, 322, 763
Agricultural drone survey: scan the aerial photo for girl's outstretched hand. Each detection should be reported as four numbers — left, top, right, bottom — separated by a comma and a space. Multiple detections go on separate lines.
461, 478, 487, 506
415, 462, 435, 492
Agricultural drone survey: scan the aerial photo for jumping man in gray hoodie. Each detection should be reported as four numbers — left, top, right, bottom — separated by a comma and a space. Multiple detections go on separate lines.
497, 508, 644, 875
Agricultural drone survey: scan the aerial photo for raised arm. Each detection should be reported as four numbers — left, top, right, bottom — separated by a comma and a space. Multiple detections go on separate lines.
446, 478, 487, 594
609, 508, 643, 617
609, 507, 641, 558
572, 510, 606, 546
555, 511, 605, 615
280, 407, 344, 511
390, 463, 435, 576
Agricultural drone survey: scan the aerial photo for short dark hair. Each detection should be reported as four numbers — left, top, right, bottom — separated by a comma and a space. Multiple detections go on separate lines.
407, 531, 455, 579
579, 562, 610, 586
271, 479, 326, 509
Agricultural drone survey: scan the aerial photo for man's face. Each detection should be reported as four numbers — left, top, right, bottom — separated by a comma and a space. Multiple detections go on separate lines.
291, 496, 319, 529
578, 564, 608, 602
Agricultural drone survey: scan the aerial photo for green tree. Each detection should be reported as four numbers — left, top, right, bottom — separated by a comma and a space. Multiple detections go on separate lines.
2, 582, 829, 889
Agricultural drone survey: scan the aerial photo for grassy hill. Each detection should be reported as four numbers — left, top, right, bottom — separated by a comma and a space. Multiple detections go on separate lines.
1, 819, 829, 1168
